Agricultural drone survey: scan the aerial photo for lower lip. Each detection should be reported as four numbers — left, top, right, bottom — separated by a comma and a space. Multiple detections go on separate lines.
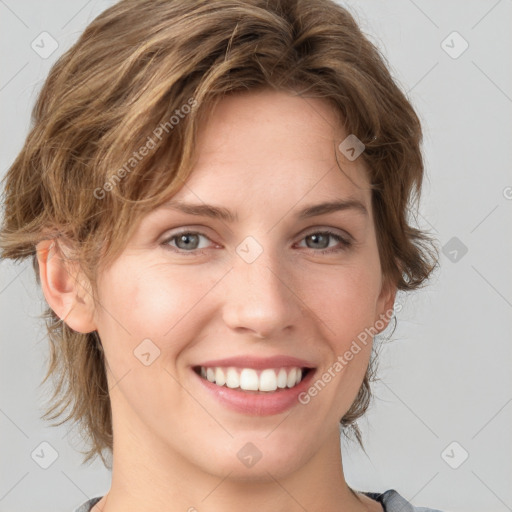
193, 368, 316, 416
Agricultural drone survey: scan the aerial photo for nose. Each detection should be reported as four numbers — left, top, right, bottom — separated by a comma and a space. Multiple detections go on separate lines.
221, 247, 304, 339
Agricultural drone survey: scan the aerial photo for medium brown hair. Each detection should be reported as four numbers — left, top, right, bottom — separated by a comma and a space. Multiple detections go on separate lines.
0, 0, 438, 467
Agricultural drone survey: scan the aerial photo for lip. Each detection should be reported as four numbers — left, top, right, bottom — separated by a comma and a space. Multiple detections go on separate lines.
195, 355, 315, 370
191, 358, 317, 416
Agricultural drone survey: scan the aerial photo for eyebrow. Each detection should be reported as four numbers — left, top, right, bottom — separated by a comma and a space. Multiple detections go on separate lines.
159, 198, 368, 223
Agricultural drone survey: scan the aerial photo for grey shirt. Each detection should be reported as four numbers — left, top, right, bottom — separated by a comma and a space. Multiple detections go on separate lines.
72, 490, 445, 511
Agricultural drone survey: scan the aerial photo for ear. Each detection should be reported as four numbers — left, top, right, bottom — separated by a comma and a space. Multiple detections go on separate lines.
35, 239, 97, 334
374, 275, 397, 334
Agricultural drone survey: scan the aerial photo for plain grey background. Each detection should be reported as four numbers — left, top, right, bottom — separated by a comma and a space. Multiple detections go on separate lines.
1, 1, 511, 511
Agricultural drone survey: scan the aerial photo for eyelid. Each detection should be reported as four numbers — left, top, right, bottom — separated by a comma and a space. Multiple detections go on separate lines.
159, 225, 215, 242
300, 225, 353, 242
161, 224, 353, 240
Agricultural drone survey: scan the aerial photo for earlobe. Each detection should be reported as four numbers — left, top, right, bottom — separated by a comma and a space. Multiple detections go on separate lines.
36, 239, 97, 334
374, 276, 397, 333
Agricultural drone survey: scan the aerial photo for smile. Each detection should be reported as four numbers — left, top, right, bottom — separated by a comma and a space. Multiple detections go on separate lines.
194, 366, 310, 393
191, 355, 317, 415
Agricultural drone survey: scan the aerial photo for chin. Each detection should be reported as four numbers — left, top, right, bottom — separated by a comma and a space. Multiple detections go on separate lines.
190, 434, 311, 481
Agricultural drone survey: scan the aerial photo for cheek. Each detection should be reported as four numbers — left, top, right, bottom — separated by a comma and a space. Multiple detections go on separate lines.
301, 262, 382, 343
301, 273, 377, 421
297, 262, 379, 409
95, 259, 224, 365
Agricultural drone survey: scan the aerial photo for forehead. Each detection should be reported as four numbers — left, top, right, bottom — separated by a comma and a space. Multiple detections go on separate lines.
173, 89, 371, 213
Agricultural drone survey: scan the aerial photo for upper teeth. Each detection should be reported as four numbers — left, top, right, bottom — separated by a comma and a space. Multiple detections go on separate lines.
199, 366, 304, 392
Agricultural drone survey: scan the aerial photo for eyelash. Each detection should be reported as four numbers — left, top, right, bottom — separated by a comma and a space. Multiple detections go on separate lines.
161, 229, 353, 256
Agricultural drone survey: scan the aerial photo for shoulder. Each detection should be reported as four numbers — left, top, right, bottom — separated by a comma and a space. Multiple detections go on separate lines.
73, 491, 447, 512
362, 489, 446, 512
72, 496, 103, 512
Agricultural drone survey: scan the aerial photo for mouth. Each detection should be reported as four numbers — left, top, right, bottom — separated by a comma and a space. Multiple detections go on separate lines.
193, 365, 314, 394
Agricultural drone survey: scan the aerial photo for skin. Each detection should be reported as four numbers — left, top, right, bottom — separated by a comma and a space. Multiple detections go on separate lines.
37, 89, 396, 512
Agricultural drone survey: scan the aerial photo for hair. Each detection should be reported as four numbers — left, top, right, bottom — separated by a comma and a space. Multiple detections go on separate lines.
0, 0, 438, 468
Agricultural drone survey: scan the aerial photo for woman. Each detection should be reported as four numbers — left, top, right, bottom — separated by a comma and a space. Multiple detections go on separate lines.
0, 0, 441, 510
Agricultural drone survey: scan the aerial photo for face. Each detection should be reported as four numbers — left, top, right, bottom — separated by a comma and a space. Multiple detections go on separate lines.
91, 89, 395, 479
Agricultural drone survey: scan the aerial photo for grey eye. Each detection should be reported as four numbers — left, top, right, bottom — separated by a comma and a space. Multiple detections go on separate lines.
305, 233, 331, 249
174, 233, 200, 250
163, 231, 211, 252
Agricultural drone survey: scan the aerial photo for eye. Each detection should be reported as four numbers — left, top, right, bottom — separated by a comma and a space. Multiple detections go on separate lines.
161, 229, 352, 256
161, 231, 214, 254
297, 230, 352, 254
